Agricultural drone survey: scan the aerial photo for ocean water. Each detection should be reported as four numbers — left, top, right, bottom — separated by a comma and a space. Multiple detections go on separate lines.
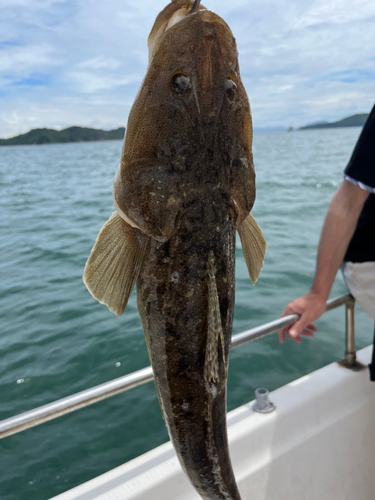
0, 128, 373, 500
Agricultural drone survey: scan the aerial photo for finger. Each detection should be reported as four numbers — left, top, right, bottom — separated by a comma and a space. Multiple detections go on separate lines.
279, 305, 290, 318
279, 305, 298, 319
299, 330, 314, 338
280, 320, 314, 339
278, 322, 298, 343
289, 329, 314, 343
289, 316, 313, 338
278, 329, 286, 343
280, 301, 307, 318
288, 332, 302, 344
306, 324, 317, 332
305, 327, 316, 335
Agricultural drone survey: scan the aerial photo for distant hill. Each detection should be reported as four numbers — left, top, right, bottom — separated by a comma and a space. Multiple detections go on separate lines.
0, 126, 125, 146
300, 114, 369, 130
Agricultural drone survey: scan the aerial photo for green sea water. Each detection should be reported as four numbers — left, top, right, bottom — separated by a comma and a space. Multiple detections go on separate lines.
0, 128, 373, 500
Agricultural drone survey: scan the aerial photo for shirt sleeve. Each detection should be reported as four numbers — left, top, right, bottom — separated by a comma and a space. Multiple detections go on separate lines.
343, 174, 375, 194
344, 103, 375, 190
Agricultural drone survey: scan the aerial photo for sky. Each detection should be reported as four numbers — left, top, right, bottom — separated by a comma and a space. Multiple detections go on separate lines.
0, 0, 374, 138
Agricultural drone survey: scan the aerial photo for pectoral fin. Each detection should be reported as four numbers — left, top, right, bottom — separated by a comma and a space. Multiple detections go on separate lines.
238, 213, 266, 285
83, 212, 147, 317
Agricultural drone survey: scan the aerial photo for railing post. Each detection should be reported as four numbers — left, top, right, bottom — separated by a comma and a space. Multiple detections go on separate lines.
345, 296, 356, 367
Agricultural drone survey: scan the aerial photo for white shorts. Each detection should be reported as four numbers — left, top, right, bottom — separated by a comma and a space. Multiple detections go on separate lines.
342, 262, 375, 321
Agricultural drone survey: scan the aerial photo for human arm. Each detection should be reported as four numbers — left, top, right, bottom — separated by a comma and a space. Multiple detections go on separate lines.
279, 179, 370, 343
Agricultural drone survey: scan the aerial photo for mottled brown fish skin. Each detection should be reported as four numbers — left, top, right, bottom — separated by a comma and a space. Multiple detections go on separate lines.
119, 4, 255, 500
137, 185, 239, 499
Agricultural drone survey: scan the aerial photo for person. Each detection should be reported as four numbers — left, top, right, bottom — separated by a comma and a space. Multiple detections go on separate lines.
279, 104, 375, 381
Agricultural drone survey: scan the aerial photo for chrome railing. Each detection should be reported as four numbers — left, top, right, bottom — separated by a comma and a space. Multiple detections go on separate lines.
0, 293, 356, 440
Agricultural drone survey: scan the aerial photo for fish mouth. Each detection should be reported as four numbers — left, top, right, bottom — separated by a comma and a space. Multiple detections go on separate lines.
170, 0, 201, 14
188, 0, 201, 14
148, 1, 206, 62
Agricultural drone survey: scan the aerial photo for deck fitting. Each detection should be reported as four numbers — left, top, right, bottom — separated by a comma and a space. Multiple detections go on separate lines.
252, 388, 275, 413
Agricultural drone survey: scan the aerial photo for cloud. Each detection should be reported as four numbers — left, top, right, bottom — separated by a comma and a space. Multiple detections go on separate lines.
0, 0, 374, 138
292, 0, 375, 27
77, 57, 122, 70
70, 71, 141, 93
0, 44, 57, 75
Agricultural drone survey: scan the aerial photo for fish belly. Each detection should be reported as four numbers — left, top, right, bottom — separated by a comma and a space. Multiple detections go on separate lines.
136, 207, 241, 500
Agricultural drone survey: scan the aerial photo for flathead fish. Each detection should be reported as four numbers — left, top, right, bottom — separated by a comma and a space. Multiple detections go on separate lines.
83, 1, 266, 499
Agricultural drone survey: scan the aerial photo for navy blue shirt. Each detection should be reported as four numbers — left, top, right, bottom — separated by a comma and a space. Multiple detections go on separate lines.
344, 104, 375, 263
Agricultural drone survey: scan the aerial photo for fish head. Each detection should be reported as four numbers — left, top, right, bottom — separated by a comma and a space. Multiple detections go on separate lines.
114, 1, 255, 241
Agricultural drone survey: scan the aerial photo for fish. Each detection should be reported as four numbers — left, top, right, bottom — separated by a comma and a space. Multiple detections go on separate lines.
83, 1, 266, 499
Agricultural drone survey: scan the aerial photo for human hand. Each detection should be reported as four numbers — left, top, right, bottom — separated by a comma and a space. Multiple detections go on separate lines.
278, 291, 327, 344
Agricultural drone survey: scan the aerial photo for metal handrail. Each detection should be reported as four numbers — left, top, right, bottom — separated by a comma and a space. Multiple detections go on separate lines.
0, 293, 355, 440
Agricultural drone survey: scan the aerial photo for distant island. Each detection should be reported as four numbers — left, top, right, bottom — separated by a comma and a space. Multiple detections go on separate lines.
1, 114, 369, 145
299, 113, 369, 130
0, 126, 125, 146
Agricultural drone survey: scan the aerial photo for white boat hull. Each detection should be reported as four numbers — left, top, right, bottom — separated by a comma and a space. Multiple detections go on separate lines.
52, 346, 375, 500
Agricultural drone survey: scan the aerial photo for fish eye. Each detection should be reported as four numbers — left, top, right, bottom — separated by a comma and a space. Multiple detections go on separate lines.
171, 74, 191, 97
225, 78, 237, 102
